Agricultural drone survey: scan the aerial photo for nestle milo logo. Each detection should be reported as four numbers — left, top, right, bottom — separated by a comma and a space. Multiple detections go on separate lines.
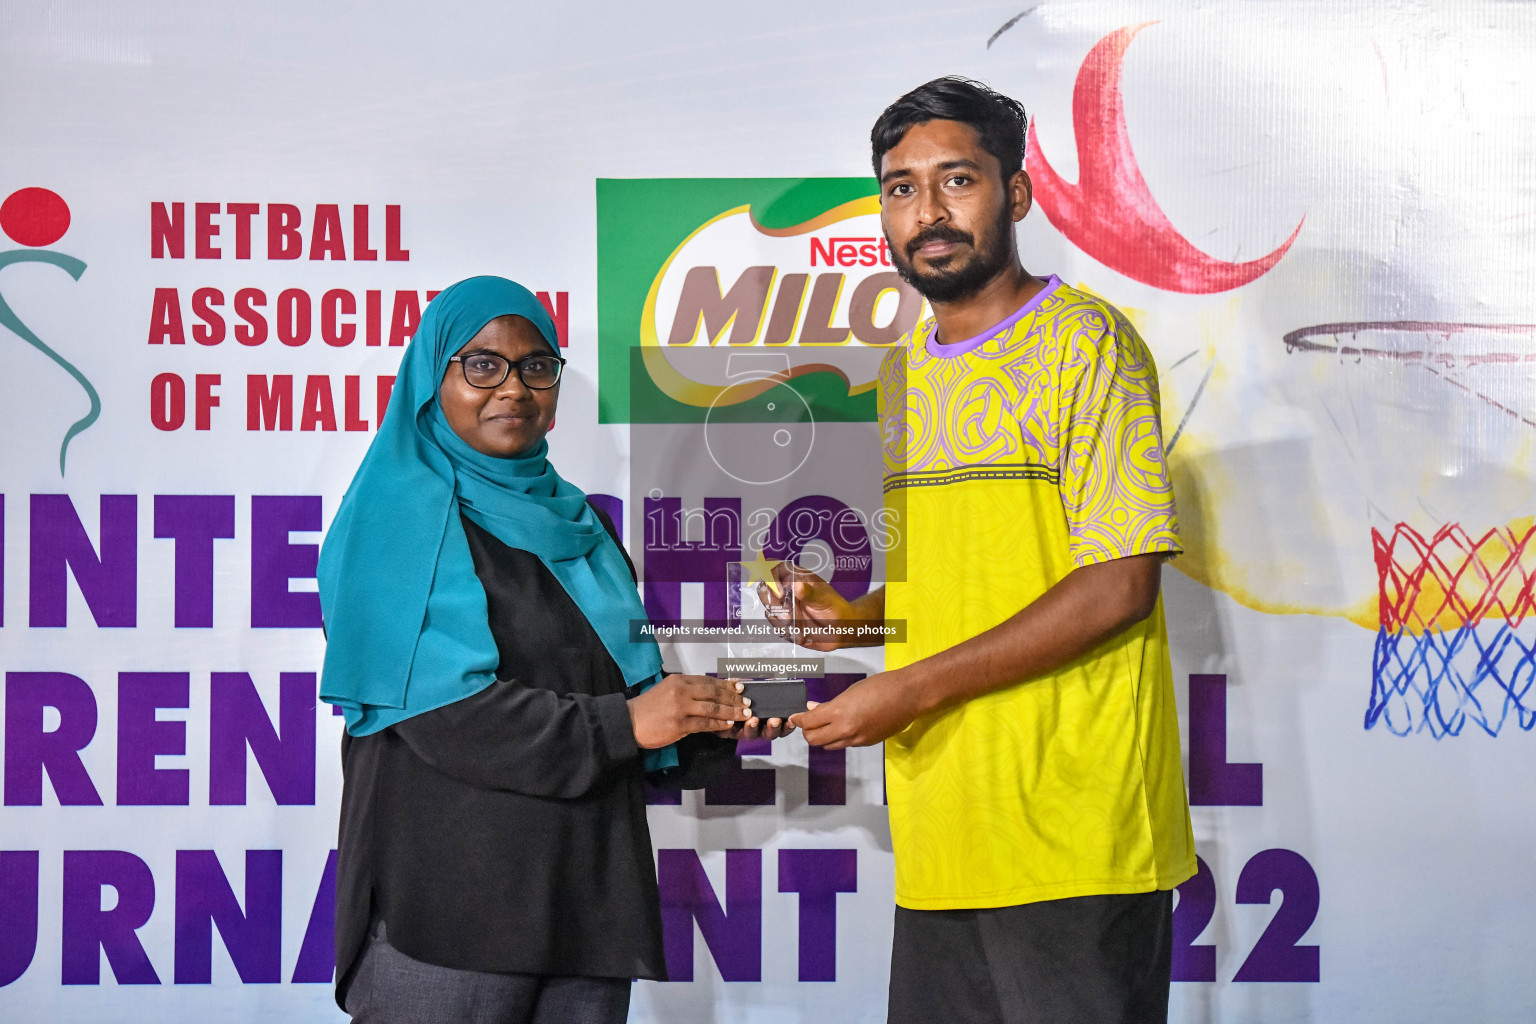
598, 178, 924, 424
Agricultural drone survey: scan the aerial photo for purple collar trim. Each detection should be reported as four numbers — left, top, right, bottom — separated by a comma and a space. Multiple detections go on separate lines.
924, 275, 1062, 358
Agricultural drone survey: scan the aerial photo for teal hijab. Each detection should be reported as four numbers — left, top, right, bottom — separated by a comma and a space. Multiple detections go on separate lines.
318, 276, 664, 740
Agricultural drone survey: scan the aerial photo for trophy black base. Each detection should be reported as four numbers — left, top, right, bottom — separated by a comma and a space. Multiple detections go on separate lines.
740, 679, 808, 721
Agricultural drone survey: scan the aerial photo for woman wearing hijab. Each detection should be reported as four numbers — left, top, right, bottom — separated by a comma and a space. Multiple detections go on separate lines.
319, 276, 786, 1024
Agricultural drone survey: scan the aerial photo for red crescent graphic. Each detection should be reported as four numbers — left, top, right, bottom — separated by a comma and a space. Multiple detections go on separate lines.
1026, 23, 1302, 294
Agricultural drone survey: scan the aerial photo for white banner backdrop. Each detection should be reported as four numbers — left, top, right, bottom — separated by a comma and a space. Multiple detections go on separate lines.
2, 2, 1535, 1022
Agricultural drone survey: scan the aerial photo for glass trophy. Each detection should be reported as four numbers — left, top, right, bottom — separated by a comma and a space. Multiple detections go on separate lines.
724, 553, 809, 721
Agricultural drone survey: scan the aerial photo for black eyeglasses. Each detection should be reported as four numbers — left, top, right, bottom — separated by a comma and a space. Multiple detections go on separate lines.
448, 351, 566, 390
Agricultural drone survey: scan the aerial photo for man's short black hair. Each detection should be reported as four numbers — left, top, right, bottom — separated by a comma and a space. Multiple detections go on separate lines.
870, 76, 1028, 182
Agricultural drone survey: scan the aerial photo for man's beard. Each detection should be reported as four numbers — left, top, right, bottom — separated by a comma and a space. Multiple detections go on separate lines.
888, 204, 1015, 304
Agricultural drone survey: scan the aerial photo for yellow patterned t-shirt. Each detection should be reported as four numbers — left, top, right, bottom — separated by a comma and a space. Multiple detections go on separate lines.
879, 276, 1196, 910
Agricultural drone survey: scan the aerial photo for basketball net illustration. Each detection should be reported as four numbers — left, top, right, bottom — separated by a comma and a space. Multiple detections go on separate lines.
1286, 320, 1536, 736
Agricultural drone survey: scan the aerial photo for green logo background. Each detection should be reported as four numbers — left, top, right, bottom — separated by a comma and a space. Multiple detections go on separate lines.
596, 177, 882, 424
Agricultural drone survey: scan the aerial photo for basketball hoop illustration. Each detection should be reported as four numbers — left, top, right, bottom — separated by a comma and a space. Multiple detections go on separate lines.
1284, 320, 1536, 737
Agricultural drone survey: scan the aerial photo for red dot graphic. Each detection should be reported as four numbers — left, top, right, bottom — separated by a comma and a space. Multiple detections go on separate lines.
0, 187, 71, 247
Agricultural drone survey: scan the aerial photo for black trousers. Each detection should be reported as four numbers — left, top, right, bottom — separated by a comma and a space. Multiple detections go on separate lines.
344, 921, 631, 1024
888, 890, 1174, 1024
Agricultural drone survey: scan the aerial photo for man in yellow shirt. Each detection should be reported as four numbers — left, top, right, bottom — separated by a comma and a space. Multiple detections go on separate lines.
786, 78, 1196, 1023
